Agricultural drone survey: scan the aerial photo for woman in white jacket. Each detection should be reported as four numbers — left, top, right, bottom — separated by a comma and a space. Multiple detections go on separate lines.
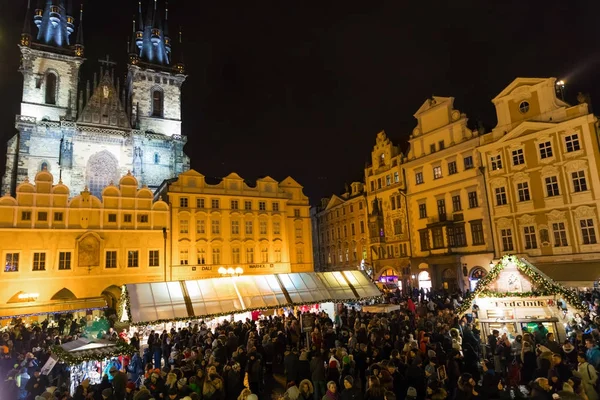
575, 351, 599, 400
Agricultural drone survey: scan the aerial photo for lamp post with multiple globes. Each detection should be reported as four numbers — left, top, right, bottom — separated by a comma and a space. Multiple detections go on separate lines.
218, 267, 244, 277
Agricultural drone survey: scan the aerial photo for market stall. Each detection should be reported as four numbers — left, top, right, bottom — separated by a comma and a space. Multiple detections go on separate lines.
457, 255, 587, 342
361, 304, 401, 313
120, 270, 382, 327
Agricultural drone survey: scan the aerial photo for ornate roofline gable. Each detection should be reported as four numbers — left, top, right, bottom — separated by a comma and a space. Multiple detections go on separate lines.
78, 71, 131, 129
413, 96, 454, 118
484, 120, 556, 147
325, 195, 345, 211
492, 78, 548, 103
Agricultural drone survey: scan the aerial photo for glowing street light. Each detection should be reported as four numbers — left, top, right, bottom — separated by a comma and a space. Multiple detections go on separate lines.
219, 267, 243, 277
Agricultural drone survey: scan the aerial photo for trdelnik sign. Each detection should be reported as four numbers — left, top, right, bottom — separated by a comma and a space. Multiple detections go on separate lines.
491, 300, 547, 308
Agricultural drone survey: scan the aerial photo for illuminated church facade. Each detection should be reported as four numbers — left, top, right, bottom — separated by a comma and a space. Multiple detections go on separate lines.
2, 0, 189, 198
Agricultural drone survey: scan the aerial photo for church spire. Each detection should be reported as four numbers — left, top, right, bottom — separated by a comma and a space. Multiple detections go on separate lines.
163, 1, 171, 58
20, 0, 33, 47
74, 3, 84, 57
132, 0, 170, 67
31, 0, 76, 50
174, 26, 185, 74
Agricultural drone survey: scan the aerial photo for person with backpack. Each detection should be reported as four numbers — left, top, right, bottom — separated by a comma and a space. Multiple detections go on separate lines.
575, 351, 599, 400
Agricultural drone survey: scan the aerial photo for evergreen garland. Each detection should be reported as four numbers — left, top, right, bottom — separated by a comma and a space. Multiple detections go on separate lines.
51, 339, 136, 365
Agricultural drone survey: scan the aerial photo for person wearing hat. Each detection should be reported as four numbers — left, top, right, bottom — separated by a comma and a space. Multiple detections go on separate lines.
406, 387, 417, 400
25, 367, 48, 399
341, 376, 361, 400
125, 381, 136, 399
102, 387, 115, 400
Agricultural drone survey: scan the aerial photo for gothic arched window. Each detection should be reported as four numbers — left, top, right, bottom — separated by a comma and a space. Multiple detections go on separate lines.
152, 89, 163, 117
40, 162, 48, 171
86, 150, 119, 198
45, 72, 57, 105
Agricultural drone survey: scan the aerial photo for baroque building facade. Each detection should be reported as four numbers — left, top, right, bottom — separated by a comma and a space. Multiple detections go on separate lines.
478, 78, 599, 287
0, 169, 169, 319
403, 97, 494, 291
156, 170, 314, 280
3, 0, 189, 198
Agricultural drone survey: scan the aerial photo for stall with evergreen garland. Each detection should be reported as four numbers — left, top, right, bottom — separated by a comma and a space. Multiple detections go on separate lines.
457, 255, 587, 342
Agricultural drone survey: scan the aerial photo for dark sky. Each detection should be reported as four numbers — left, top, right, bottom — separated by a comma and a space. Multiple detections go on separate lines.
1, 1, 599, 204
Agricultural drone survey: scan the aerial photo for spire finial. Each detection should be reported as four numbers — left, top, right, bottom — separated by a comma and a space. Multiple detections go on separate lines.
20, 0, 33, 46
165, 1, 169, 20
74, 3, 84, 55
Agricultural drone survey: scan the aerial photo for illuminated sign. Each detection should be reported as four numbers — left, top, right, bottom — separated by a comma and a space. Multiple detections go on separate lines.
492, 300, 547, 308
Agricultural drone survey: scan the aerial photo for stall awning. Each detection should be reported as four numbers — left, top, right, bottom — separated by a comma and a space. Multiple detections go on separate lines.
535, 262, 600, 285
55, 338, 135, 364
0, 297, 107, 319
124, 270, 382, 325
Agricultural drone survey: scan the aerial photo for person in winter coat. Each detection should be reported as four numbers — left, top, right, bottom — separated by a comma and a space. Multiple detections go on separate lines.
297, 351, 311, 383
311, 352, 327, 400
284, 347, 300, 384
341, 376, 362, 400
225, 363, 244, 400
298, 379, 314, 400
246, 352, 262, 396
574, 351, 599, 400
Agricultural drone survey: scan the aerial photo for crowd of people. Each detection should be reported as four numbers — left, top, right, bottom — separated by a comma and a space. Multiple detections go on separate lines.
1, 288, 600, 400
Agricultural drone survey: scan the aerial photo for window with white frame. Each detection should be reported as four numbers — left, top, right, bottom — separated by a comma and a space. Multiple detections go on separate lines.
197, 249, 206, 264
58, 251, 71, 270
231, 220, 240, 235
452, 195, 462, 212
212, 248, 221, 264
552, 222, 568, 247
512, 149, 525, 166
448, 161, 458, 175
565, 134, 580, 153
464, 156, 474, 170
260, 221, 268, 235
259, 201, 266, 211
180, 249, 189, 265
245, 221, 253, 235
495, 187, 507, 206
127, 250, 139, 267
105, 251, 117, 268
274, 248, 282, 262
231, 200, 239, 210
433, 166, 443, 179
415, 172, 424, 185
468, 191, 479, 208
196, 198, 205, 208
246, 247, 254, 263
393, 171, 399, 183
32, 252, 46, 271
149, 250, 159, 267
572, 171, 588, 192
196, 220, 205, 234
272, 202, 279, 211
545, 176, 560, 197
517, 182, 531, 202
500, 228, 514, 251
490, 154, 503, 171
523, 226, 537, 249
232, 248, 240, 263
179, 197, 189, 208
539, 141, 553, 159
179, 219, 189, 234
580, 219, 597, 245
273, 221, 281, 235
261, 248, 269, 263
211, 219, 220, 234
296, 248, 304, 263
211, 199, 220, 209
244, 201, 252, 210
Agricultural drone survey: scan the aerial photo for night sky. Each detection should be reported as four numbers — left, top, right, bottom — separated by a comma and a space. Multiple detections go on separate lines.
1, 1, 599, 204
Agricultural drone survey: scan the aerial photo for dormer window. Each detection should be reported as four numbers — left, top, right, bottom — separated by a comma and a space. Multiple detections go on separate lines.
45, 72, 57, 105
152, 89, 164, 117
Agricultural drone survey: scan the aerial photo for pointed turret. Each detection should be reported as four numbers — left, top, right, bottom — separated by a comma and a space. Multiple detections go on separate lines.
74, 4, 84, 57
132, 0, 170, 66
174, 27, 185, 74
33, 0, 75, 49
135, 1, 144, 49
129, 17, 140, 65
21, 0, 33, 47
66, 0, 75, 36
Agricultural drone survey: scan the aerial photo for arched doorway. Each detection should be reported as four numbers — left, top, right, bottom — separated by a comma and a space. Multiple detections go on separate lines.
469, 266, 487, 291
442, 268, 457, 291
101, 285, 121, 310
378, 268, 401, 290
418, 271, 432, 290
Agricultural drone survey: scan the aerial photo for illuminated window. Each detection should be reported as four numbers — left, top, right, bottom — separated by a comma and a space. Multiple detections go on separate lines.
245, 221, 253, 235
152, 89, 163, 117
260, 221, 268, 235
5, 253, 19, 272
197, 220, 205, 234
211, 220, 220, 235
273, 221, 280, 235
179, 219, 189, 234
261, 248, 269, 263
415, 172, 424, 185
274, 249, 281, 263
197, 249, 206, 264
490, 154, 503, 171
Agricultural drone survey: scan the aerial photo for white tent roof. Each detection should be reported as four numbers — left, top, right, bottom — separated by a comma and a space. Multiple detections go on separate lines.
125, 270, 382, 325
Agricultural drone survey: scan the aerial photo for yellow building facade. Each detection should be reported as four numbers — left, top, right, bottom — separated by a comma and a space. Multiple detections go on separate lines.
404, 97, 495, 291
479, 78, 600, 287
0, 170, 169, 319
312, 183, 369, 272
364, 132, 411, 284
160, 170, 313, 280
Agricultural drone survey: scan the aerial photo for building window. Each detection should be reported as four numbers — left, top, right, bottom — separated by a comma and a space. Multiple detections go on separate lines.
58, 251, 71, 270
45, 72, 57, 105
245, 221, 253, 235
359, 220, 365, 233
197, 220, 205, 234
523, 226, 538, 249
197, 198, 205, 208
359, 202, 363, 210
517, 182, 531, 202
54, 212, 63, 222
5, 253, 19, 272
179, 197, 188, 208
244, 201, 252, 210
260, 221, 268, 235
386, 175, 391, 186
211, 199, 220, 209
370, 181, 375, 191
211, 220, 220, 234
231, 220, 240, 235
468, 191, 478, 208
212, 248, 221, 264
438, 140, 445, 150
231, 200, 239, 210
452, 195, 462, 212
448, 161, 457, 175
274, 249, 282, 262
552, 222, 568, 247
246, 248, 254, 263
580, 219, 597, 245
180, 249, 189, 265
105, 251, 117, 268
419, 203, 427, 219
415, 172, 424, 185
351, 223, 356, 235
296, 248, 304, 263
154, 153, 160, 164
518, 101, 530, 114
490, 154, 503, 171
437, 199, 446, 220
294, 209, 300, 217
540, 228, 550, 244
500, 228, 514, 251
565, 134, 580, 153
127, 250, 139, 267
273, 221, 280, 235
470, 220, 485, 245
393, 171, 399, 183
512, 149, 524, 166
378, 178, 382, 189
495, 187, 507, 206
256, 201, 265, 211
32, 252, 46, 271
464, 156, 474, 170
38, 212, 47, 222
433, 166, 443, 179
123, 214, 132, 223
454, 225, 467, 247
22, 211, 31, 221
232, 248, 240, 263
108, 214, 117, 223
152, 89, 164, 117
542, 176, 559, 197
539, 141, 553, 159
197, 249, 206, 264
272, 202, 279, 211
149, 250, 159, 267
139, 214, 149, 223
343, 225, 347, 237
432, 227, 444, 248
430, 144, 436, 153
572, 171, 588, 192
261, 248, 269, 263
393, 219, 402, 235
179, 219, 189, 234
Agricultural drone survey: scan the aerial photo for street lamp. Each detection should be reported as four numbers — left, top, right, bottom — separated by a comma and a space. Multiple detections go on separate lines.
556, 80, 566, 101
218, 267, 244, 277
